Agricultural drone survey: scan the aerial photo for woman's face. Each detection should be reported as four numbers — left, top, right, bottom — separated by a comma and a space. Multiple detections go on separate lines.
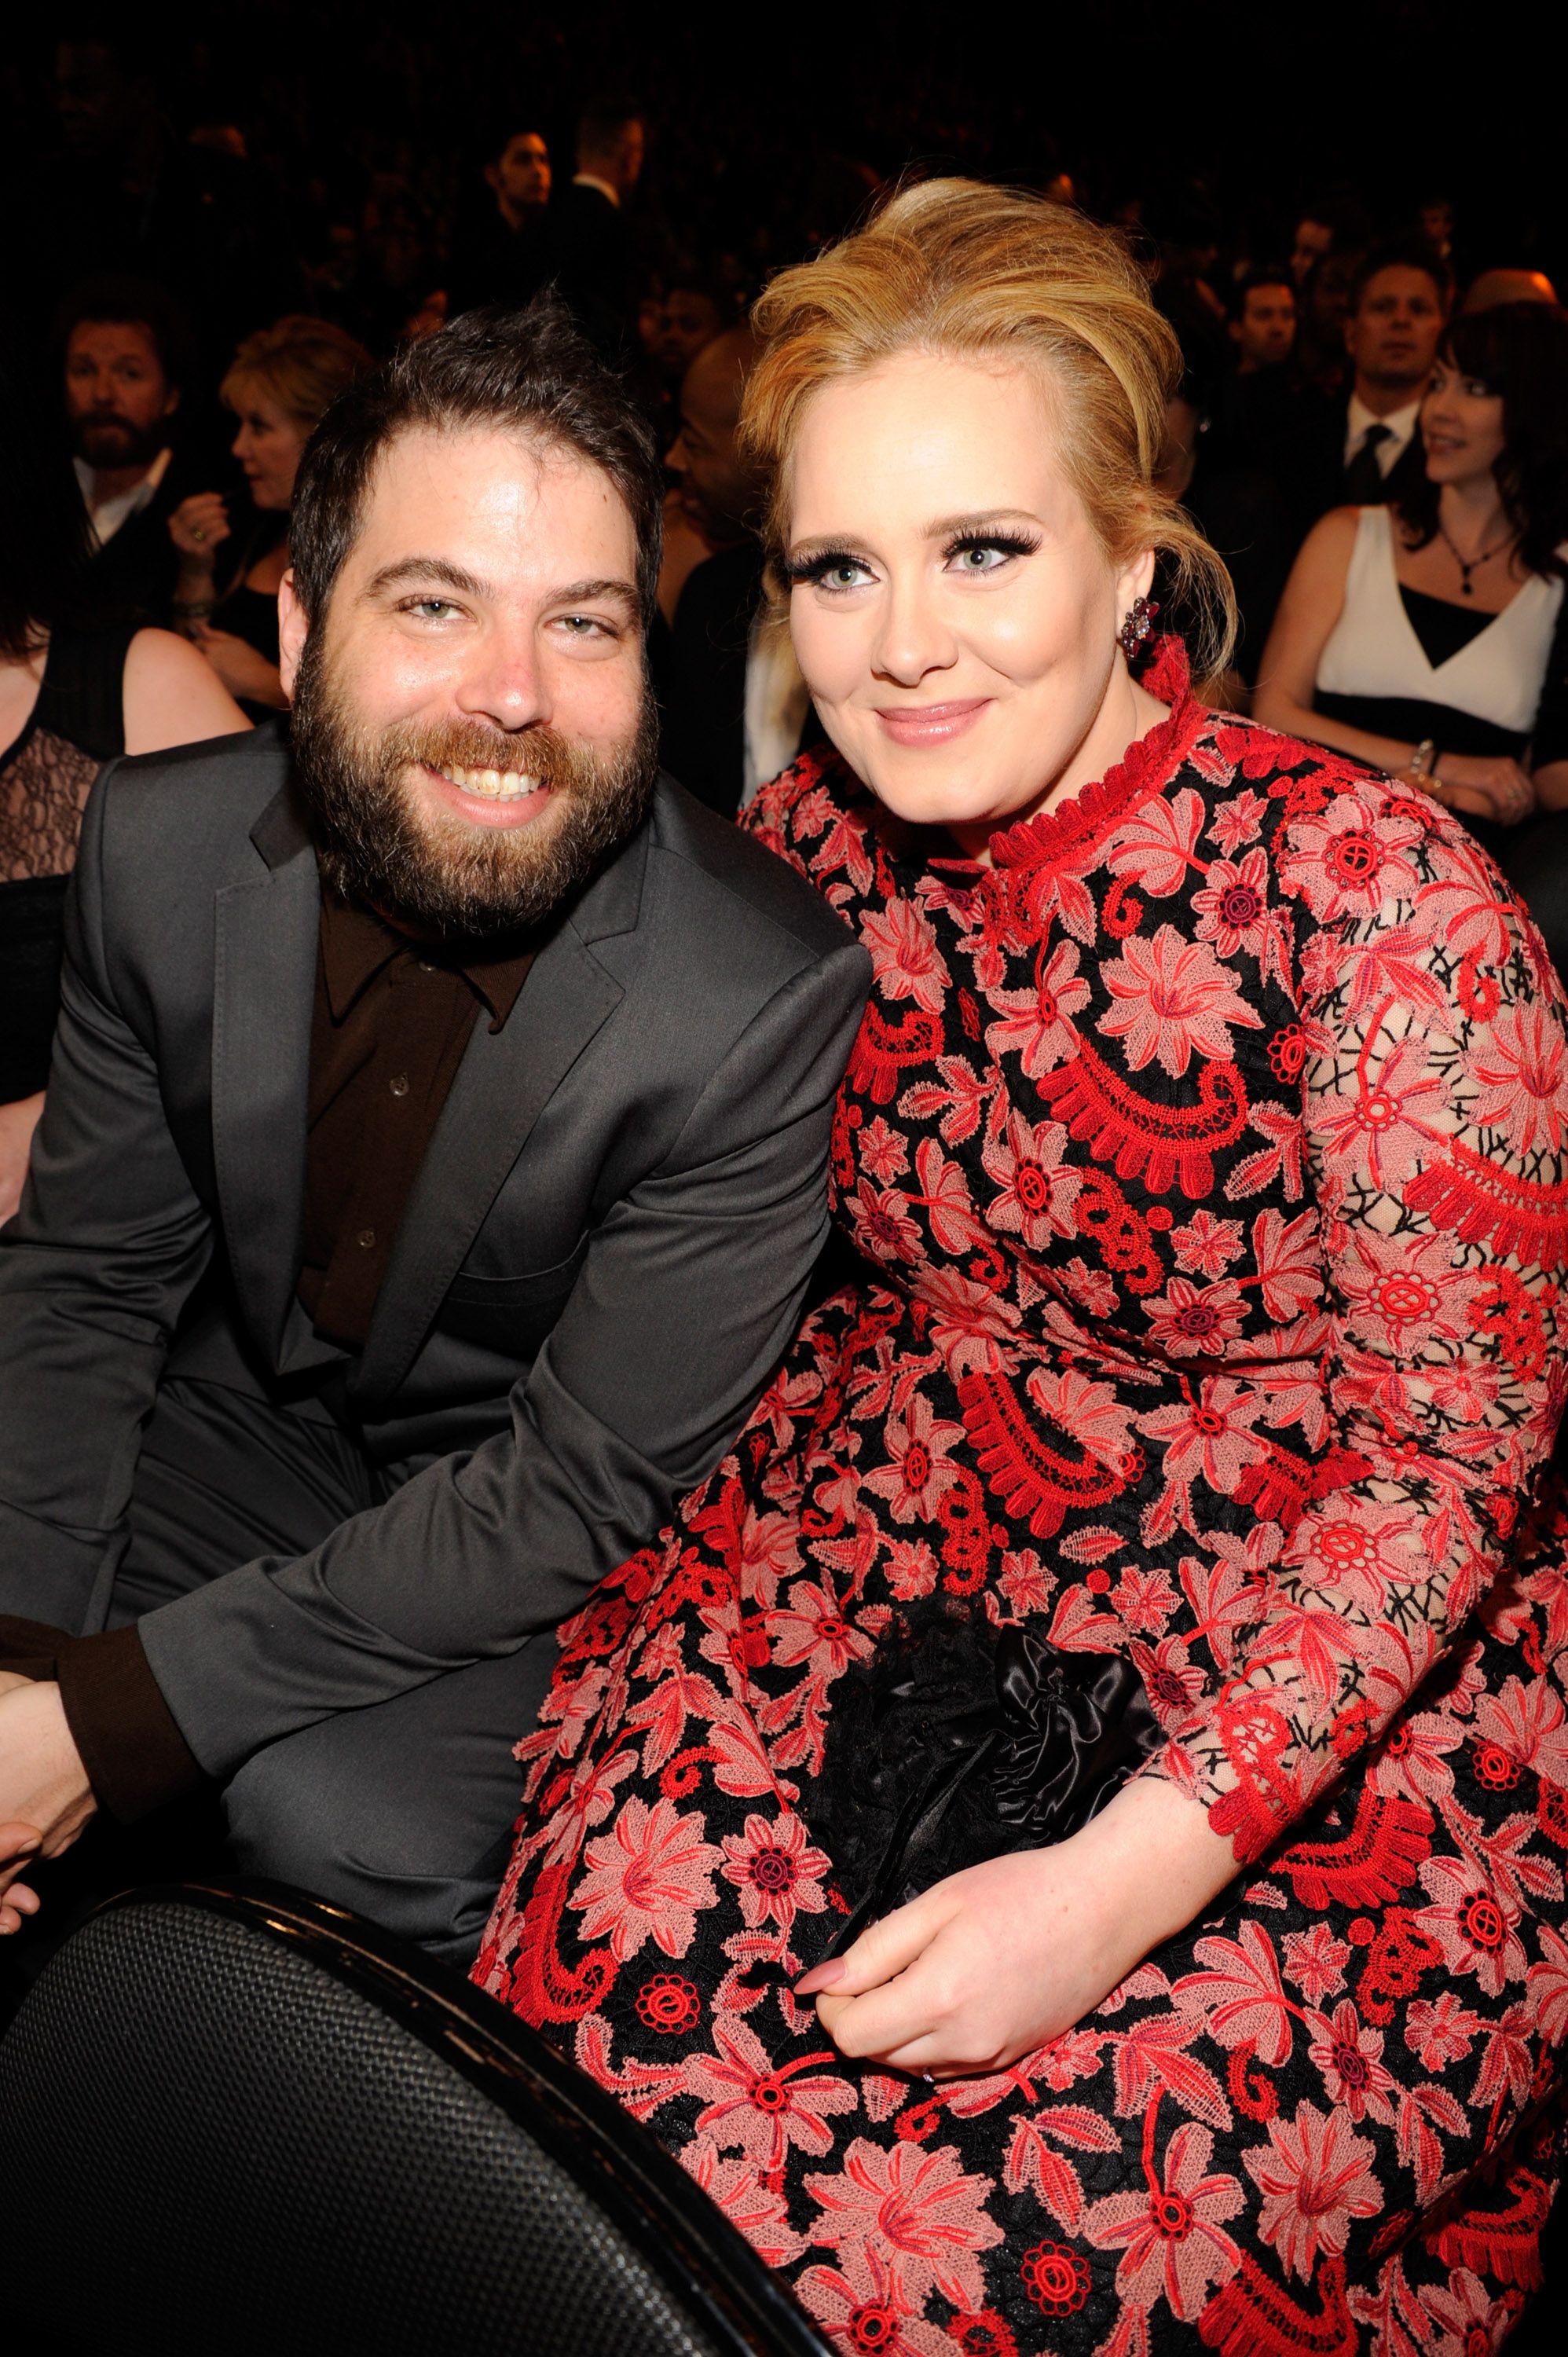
1421, 355, 1507, 489
230, 384, 310, 511
784, 350, 1152, 844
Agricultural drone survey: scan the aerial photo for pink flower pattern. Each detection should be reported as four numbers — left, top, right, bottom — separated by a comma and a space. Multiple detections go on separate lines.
478, 664, 1568, 2348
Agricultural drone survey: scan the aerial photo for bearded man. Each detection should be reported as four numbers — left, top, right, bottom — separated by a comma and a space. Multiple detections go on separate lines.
0, 301, 869, 1962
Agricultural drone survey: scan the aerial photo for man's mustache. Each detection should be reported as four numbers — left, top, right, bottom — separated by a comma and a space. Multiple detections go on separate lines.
388, 721, 584, 793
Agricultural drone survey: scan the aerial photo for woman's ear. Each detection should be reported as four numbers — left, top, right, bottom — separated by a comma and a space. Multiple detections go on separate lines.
1116, 544, 1157, 614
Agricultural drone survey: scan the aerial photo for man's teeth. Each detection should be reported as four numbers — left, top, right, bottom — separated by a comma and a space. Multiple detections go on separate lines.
438, 764, 543, 800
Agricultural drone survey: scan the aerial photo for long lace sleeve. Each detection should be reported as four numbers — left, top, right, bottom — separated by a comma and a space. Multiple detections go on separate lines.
1166, 781, 1568, 1860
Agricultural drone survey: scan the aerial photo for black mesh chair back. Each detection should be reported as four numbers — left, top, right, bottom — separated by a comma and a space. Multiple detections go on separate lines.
0, 1880, 832, 2357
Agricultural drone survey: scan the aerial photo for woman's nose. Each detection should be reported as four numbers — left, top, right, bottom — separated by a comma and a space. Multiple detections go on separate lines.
870, 581, 958, 687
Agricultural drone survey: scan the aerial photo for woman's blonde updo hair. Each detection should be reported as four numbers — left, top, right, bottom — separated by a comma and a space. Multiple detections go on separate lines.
221, 315, 372, 435
743, 178, 1236, 685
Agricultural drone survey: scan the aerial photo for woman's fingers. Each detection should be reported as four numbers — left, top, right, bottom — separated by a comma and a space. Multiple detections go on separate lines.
0, 1880, 40, 1935
797, 1883, 956, 2000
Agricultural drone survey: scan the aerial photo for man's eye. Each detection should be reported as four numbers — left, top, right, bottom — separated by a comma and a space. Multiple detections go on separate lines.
407, 599, 459, 621
558, 614, 613, 636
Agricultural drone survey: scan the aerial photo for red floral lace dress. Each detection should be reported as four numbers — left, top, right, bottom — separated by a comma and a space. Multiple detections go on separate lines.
476, 655, 1568, 2355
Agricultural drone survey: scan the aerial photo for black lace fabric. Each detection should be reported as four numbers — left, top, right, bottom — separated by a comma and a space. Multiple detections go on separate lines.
1, 720, 99, 884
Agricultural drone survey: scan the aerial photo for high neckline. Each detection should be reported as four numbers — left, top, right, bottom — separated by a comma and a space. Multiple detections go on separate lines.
988, 640, 1204, 874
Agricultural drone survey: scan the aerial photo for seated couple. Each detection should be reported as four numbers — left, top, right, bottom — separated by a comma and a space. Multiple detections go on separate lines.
5, 185, 1568, 2353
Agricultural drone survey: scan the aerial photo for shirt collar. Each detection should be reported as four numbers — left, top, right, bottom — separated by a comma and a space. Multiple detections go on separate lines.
318, 889, 534, 1032
73, 444, 173, 532
572, 170, 621, 208
1346, 391, 1421, 454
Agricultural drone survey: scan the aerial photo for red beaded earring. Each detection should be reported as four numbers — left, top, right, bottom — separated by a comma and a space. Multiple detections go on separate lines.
1117, 595, 1159, 660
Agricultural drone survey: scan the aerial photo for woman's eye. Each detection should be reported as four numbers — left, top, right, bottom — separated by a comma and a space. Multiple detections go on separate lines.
952, 544, 1008, 574
819, 559, 872, 591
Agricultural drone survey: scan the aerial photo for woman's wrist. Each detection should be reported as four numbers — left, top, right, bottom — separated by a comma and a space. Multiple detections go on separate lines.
1086, 1774, 1238, 1949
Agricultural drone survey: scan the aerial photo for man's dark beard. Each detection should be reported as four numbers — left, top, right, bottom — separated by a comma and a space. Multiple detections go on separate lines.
71, 411, 167, 471
290, 630, 658, 940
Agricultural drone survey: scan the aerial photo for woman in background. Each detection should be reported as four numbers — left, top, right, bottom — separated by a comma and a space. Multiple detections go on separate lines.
167, 316, 369, 715
1256, 301, 1568, 964
1, 361, 247, 1221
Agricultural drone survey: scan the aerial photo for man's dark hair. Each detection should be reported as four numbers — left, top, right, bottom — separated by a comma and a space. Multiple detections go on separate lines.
289, 295, 664, 627
1349, 236, 1454, 317
577, 93, 643, 153
51, 273, 195, 389
1395, 301, 1568, 581
1229, 266, 1295, 322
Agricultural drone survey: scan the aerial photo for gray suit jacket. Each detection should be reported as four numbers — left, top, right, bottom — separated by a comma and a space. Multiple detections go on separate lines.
0, 725, 869, 1779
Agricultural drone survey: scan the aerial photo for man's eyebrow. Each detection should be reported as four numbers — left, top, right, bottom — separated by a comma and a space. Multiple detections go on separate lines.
549, 577, 640, 614
362, 560, 639, 615
364, 557, 494, 600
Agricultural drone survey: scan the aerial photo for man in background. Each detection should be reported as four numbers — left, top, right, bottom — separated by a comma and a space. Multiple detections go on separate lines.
551, 97, 646, 353
1291, 239, 1451, 532
445, 129, 553, 318
658, 328, 811, 818
59, 276, 205, 625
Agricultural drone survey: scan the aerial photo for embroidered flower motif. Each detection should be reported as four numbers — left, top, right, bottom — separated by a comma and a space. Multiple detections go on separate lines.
685, 2020, 858, 2169
1243, 2099, 1380, 2280
1283, 790, 1423, 922
1141, 1277, 1249, 1357
1169, 1208, 1244, 1279
1306, 2000, 1398, 2123
1083, 2121, 1244, 2321
980, 1108, 1082, 1246
719, 1810, 831, 1934
1191, 849, 1273, 960
861, 896, 953, 1014
570, 1797, 723, 1962
1463, 1000, 1568, 1161
804, 2139, 1005, 2311
1097, 924, 1263, 1076
1138, 1380, 1269, 1494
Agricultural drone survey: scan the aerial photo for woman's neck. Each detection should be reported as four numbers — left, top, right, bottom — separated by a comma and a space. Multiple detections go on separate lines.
948, 659, 1169, 864
1438, 473, 1511, 553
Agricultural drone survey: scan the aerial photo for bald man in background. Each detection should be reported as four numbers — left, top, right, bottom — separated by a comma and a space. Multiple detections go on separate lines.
657, 328, 811, 816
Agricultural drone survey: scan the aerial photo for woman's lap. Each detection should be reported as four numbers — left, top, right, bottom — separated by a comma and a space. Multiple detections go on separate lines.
474, 1300, 1568, 2351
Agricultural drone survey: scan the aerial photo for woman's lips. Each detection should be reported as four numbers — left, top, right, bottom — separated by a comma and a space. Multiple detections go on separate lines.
874, 698, 992, 746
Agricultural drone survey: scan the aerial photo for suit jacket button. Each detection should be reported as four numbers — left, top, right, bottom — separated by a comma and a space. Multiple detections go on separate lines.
357, 1228, 376, 1249
389, 1074, 409, 1097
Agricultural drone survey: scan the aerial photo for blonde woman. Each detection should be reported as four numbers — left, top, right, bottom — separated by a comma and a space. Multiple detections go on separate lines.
168, 317, 369, 711
477, 185, 1568, 2351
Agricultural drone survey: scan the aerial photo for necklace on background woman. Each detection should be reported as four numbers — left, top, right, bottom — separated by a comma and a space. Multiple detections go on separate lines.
1438, 517, 1516, 596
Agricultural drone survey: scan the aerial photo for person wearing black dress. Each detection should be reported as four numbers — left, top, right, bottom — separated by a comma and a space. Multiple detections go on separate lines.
1, 365, 247, 1220
166, 317, 369, 719
1255, 300, 1568, 970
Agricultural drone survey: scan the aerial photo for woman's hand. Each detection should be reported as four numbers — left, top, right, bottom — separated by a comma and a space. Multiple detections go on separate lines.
188, 626, 286, 709
167, 492, 231, 570
1419, 752, 1537, 827
0, 1092, 44, 1226
796, 1777, 1236, 2080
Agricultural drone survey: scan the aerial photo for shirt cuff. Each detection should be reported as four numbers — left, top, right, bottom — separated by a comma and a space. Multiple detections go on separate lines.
1, 1615, 207, 1824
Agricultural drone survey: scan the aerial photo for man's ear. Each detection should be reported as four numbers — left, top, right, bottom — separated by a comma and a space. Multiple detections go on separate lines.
1227, 318, 1242, 347
277, 570, 308, 704
163, 383, 181, 419
485, 161, 501, 196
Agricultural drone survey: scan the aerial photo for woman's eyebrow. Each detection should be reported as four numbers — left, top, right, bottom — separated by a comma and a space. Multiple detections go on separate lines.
920, 508, 1046, 537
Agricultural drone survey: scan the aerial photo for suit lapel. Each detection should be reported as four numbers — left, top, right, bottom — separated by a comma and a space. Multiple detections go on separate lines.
211, 783, 322, 1372
353, 918, 622, 1406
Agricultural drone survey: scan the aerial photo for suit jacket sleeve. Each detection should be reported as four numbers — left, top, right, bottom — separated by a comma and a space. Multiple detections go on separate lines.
137, 940, 870, 1777
0, 764, 214, 1629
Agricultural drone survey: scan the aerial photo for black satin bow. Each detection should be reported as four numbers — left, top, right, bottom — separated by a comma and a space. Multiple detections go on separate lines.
813, 1626, 1163, 1967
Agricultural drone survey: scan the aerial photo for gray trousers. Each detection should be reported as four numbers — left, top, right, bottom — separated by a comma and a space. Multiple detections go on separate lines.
110, 1376, 559, 1968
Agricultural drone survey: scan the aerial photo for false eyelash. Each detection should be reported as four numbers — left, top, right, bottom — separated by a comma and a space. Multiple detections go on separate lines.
783, 547, 869, 586
944, 530, 1041, 561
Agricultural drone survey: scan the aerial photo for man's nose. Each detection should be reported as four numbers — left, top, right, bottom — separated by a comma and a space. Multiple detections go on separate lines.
456, 632, 549, 731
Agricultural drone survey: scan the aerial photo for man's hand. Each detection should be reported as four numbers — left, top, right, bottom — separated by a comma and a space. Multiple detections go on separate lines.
795, 1776, 1236, 2080
0, 1681, 96, 1934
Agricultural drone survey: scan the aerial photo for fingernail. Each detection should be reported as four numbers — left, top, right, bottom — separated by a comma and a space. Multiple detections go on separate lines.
12, 1836, 39, 1856
794, 1958, 846, 1995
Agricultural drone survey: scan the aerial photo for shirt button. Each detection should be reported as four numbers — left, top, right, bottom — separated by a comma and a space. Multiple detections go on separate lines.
418, 961, 435, 973
389, 1074, 409, 1097
357, 1228, 376, 1250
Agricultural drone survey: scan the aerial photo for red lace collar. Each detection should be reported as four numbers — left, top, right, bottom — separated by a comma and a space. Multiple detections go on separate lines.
988, 639, 1207, 875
